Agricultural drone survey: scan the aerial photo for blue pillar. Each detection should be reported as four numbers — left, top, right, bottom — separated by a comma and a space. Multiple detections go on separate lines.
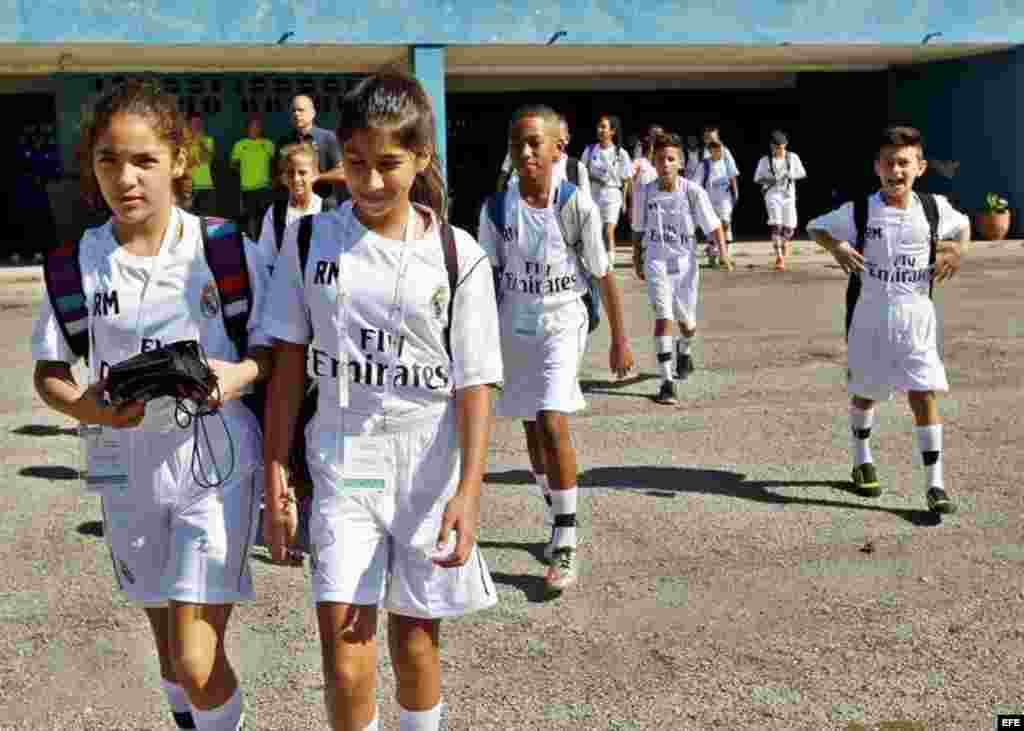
410, 45, 447, 183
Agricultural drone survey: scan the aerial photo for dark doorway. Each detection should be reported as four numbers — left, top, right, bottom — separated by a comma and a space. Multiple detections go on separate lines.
445, 71, 889, 238
0, 93, 60, 262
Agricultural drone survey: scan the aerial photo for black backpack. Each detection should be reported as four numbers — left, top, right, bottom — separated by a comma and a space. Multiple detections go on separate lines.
272, 197, 334, 252
844, 193, 940, 338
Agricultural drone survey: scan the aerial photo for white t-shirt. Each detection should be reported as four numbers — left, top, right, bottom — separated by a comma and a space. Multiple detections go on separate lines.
754, 152, 807, 198
478, 181, 609, 313
631, 158, 659, 232
263, 202, 503, 426
31, 209, 272, 476
702, 144, 738, 172
690, 158, 738, 199
640, 179, 722, 260
582, 143, 632, 194
806, 192, 968, 302
255, 193, 323, 265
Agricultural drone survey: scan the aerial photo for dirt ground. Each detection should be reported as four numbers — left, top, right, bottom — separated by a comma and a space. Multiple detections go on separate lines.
0, 239, 1021, 731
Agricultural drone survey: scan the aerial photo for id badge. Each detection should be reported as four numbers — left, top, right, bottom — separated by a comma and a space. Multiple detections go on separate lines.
514, 301, 542, 337
667, 257, 681, 276
80, 424, 128, 492
340, 435, 395, 493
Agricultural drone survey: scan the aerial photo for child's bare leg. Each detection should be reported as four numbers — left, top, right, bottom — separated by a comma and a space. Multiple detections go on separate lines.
389, 614, 444, 729
523, 420, 553, 520
849, 395, 880, 494
537, 410, 580, 590
908, 390, 950, 510
317, 603, 379, 731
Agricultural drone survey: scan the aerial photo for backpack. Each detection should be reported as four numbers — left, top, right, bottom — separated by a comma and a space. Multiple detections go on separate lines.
701, 159, 712, 190
583, 144, 626, 188
844, 193, 940, 338
484, 179, 602, 333
272, 197, 334, 251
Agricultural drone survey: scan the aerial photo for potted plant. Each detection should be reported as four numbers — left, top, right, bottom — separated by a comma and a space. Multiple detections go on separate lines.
975, 193, 1011, 241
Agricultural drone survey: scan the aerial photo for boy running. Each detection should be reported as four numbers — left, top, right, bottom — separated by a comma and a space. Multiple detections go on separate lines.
479, 105, 634, 594
754, 130, 807, 271
634, 133, 726, 405
807, 126, 968, 513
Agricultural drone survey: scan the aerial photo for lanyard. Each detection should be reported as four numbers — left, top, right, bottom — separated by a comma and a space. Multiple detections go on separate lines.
131, 208, 183, 348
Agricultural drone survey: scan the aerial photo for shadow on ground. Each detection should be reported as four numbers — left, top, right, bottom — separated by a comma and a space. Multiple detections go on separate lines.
486, 466, 939, 527
484, 466, 940, 602
12, 425, 78, 437
580, 373, 658, 397
19, 465, 79, 480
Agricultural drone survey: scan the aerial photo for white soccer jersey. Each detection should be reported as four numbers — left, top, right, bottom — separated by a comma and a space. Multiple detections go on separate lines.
631, 157, 658, 232
806, 192, 968, 302
31, 208, 272, 475
582, 144, 632, 200
754, 152, 807, 199
255, 193, 323, 265
640, 179, 722, 260
263, 201, 503, 430
691, 158, 737, 199
477, 180, 609, 312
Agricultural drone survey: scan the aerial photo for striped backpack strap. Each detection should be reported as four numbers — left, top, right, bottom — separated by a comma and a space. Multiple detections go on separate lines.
42, 239, 89, 361
200, 217, 251, 357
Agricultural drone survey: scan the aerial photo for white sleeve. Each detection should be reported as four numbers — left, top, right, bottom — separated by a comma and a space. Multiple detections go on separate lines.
690, 185, 722, 235
575, 193, 610, 278
807, 202, 857, 242
753, 157, 771, 184
726, 154, 740, 179
449, 229, 503, 390
935, 195, 969, 240
500, 152, 512, 174
618, 149, 633, 180
576, 161, 591, 200
255, 207, 276, 269
631, 175, 647, 232
31, 294, 77, 364
243, 236, 275, 350
262, 222, 313, 346
476, 200, 502, 268
581, 145, 592, 166
791, 153, 807, 181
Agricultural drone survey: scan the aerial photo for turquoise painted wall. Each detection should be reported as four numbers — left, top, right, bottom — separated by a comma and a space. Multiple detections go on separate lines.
888, 46, 1024, 230
3, 0, 1024, 43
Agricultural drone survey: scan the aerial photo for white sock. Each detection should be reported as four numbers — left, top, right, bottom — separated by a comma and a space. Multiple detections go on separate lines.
364, 714, 380, 731
655, 336, 675, 380
677, 336, 692, 356
399, 701, 443, 731
533, 472, 554, 525
160, 679, 191, 715
192, 689, 243, 731
850, 406, 874, 466
916, 424, 943, 488
549, 487, 578, 549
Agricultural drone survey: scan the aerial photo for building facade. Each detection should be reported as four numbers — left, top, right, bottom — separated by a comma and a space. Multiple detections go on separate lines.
0, 0, 1020, 239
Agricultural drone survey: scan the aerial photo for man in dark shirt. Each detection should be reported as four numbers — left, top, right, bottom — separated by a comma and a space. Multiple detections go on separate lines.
276, 94, 347, 207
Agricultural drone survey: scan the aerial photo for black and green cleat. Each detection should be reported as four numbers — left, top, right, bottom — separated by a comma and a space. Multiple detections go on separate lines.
851, 463, 882, 497
926, 487, 957, 514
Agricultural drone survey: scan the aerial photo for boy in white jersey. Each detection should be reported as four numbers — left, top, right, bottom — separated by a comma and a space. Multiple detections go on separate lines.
255, 142, 323, 263
634, 132, 726, 405
807, 126, 968, 514
754, 130, 807, 271
691, 139, 739, 261
479, 104, 634, 594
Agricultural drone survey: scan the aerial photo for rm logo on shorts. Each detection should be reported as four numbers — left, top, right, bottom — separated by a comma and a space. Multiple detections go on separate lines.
200, 281, 220, 318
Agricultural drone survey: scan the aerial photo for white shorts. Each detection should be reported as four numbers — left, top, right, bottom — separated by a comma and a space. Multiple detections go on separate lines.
496, 298, 588, 419
101, 468, 261, 607
307, 406, 497, 619
645, 254, 699, 327
765, 192, 797, 229
592, 186, 624, 226
847, 297, 949, 401
709, 192, 733, 225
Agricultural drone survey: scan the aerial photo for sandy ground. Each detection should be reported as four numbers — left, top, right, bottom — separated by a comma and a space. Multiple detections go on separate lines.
0, 239, 1021, 731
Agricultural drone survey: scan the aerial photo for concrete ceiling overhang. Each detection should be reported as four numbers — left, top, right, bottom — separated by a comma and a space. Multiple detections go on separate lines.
0, 42, 1013, 75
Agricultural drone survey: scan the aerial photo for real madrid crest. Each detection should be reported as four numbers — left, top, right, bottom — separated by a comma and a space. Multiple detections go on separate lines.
200, 281, 220, 319
431, 285, 450, 327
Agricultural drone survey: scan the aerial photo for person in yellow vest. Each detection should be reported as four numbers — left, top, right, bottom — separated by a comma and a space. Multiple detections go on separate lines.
230, 114, 276, 240
187, 112, 217, 216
